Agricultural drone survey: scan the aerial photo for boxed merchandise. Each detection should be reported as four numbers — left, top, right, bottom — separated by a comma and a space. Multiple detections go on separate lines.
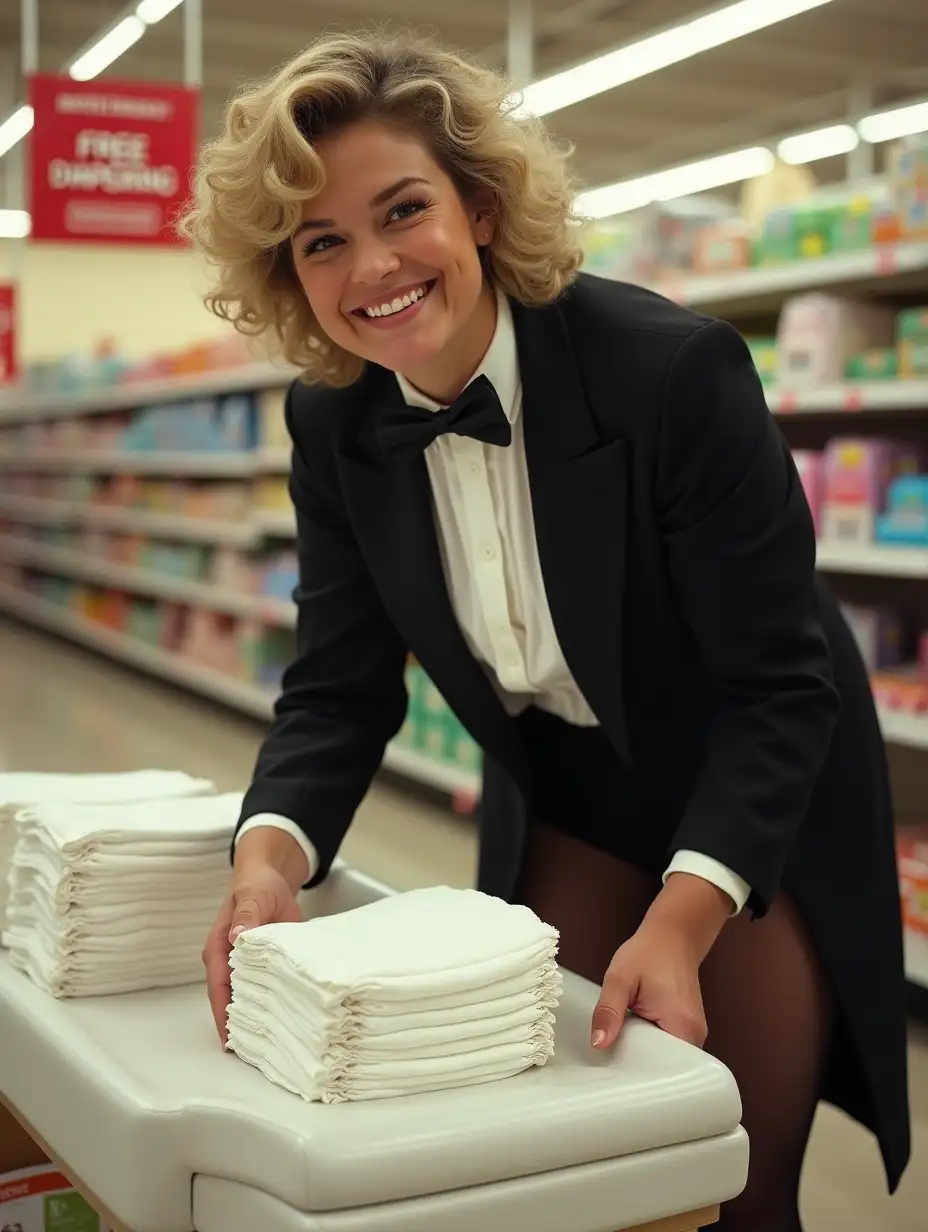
875, 476, 928, 547
792, 450, 824, 535
897, 307, 928, 379
897, 827, 928, 937
839, 603, 904, 672
258, 387, 289, 451
887, 134, 928, 240
820, 438, 921, 544
845, 347, 899, 381
776, 294, 896, 390
692, 220, 751, 274
744, 337, 778, 386
870, 666, 928, 715
0, 1164, 108, 1232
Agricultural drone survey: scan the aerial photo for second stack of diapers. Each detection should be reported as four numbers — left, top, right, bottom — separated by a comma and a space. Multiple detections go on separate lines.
3, 788, 241, 997
0, 770, 214, 925
227, 885, 562, 1102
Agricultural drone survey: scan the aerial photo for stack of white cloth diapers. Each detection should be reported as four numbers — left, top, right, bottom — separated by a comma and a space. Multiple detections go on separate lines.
0, 771, 243, 998
227, 885, 563, 1102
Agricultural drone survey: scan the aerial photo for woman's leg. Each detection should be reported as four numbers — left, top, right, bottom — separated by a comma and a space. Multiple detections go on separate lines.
698, 891, 833, 1232
515, 820, 660, 985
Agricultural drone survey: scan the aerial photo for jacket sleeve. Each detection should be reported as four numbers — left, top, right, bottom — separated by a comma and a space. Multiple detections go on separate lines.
657, 319, 840, 916
237, 383, 409, 886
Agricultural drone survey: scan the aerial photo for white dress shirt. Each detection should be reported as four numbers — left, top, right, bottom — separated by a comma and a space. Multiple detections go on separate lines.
237, 288, 751, 914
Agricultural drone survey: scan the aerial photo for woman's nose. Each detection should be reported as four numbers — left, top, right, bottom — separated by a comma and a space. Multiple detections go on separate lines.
351, 237, 401, 284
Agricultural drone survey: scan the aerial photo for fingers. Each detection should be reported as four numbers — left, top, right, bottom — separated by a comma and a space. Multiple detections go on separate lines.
229, 893, 266, 944
591, 970, 634, 1051
202, 926, 233, 1046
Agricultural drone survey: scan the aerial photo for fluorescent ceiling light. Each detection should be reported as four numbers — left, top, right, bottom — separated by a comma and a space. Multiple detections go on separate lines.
136, 0, 184, 23
0, 209, 31, 240
513, 0, 836, 118
859, 100, 928, 145
576, 146, 775, 219
69, 15, 146, 81
0, 105, 34, 159
778, 124, 859, 165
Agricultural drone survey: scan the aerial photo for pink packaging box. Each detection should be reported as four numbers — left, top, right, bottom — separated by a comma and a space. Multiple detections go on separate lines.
792, 450, 824, 534
822, 438, 921, 510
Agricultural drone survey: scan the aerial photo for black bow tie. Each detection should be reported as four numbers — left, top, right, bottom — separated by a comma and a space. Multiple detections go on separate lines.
378, 374, 512, 462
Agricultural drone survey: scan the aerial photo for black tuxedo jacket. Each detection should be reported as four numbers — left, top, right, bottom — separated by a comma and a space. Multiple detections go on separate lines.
239, 272, 840, 917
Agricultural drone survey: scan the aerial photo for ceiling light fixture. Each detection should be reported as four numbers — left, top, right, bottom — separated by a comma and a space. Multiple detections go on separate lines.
512, 0, 837, 118
576, 146, 775, 219
69, 16, 146, 81
777, 124, 860, 165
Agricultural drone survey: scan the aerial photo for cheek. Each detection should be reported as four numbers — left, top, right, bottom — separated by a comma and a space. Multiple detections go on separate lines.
297, 268, 346, 333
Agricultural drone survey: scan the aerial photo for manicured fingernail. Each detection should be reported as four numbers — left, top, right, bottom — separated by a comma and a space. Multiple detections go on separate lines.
229, 926, 244, 943
591, 1029, 606, 1048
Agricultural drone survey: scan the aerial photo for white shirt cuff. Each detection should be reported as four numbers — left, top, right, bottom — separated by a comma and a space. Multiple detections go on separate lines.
234, 814, 319, 884
662, 850, 751, 916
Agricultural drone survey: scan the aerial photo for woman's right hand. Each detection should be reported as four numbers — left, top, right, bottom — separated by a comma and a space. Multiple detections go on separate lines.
203, 830, 308, 1045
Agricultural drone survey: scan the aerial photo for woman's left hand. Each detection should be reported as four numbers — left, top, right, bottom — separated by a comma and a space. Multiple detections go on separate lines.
590, 919, 708, 1051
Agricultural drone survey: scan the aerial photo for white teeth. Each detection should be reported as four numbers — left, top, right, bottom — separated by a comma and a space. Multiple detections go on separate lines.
363, 284, 429, 318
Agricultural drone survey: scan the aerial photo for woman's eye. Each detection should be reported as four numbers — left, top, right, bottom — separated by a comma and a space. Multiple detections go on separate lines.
386, 198, 429, 224
302, 234, 341, 257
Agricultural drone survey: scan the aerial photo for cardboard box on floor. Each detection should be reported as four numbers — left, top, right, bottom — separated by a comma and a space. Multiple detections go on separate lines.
1, 1162, 109, 1232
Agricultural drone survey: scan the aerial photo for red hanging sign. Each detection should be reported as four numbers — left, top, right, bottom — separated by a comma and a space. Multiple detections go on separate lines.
28, 74, 198, 245
0, 284, 16, 384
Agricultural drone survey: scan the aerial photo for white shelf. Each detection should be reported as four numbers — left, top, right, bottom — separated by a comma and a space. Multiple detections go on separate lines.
256, 447, 291, 471
0, 450, 256, 477
816, 541, 928, 578
877, 707, 928, 751
0, 361, 295, 425
904, 929, 928, 992
381, 744, 479, 796
659, 241, 928, 313
0, 538, 296, 626
0, 496, 258, 547
0, 586, 278, 718
0, 587, 475, 797
252, 509, 296, 537
768, 380, 928, 416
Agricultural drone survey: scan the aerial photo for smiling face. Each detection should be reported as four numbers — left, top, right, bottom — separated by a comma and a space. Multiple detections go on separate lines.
289, 119, 497, 401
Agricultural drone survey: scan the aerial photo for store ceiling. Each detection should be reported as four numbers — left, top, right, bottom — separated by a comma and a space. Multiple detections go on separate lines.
2, 0, 928, 192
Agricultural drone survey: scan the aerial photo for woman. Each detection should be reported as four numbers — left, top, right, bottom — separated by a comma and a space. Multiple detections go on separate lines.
186, 30, 910, 1231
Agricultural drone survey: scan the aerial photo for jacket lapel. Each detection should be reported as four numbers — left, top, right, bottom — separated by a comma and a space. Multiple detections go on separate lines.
336, 370, 526, 781
512, 298, 632, 764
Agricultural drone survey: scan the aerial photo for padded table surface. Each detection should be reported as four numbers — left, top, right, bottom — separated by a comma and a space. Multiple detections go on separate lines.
0, 865, 747, 1232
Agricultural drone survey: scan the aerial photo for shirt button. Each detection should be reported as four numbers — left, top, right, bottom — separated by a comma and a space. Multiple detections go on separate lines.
481, 544, 496, 561
469, 463, 481, 477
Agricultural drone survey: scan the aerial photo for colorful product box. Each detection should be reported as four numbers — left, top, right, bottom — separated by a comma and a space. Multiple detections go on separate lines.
897, 826, 928, 937
792, 450, 824, 535
0, 1164, 109, 1232
845, 347, 899, 381
875, 476, 928, 547
821, 438, 921, 544
776, 294, 896, 390
898, 307, 928, 379
744, 337, 778, 386
840, 603, 904, 672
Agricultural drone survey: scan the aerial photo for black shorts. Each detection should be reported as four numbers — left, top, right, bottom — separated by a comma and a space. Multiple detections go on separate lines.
513, 705, 684, 876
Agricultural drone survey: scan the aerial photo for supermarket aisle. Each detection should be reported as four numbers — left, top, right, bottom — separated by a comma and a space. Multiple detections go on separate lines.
0, 616, 926, 1229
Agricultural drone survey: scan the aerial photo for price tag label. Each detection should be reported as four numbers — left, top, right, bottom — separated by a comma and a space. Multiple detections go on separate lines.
844, 387, 863, 411
778, 392, 797, 414
875, 247, 897, 277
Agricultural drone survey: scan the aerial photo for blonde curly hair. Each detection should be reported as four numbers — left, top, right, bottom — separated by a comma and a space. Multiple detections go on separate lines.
178, 28, 584, 386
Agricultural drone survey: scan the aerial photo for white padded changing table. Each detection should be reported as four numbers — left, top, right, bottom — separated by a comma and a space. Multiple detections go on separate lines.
0, 863, 748, 1232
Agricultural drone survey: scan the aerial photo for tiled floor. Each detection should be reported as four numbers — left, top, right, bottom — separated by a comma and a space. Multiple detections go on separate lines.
1, 616, 925, 1228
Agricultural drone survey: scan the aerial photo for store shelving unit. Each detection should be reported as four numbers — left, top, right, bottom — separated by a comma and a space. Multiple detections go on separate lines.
2, 240, 928, 991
